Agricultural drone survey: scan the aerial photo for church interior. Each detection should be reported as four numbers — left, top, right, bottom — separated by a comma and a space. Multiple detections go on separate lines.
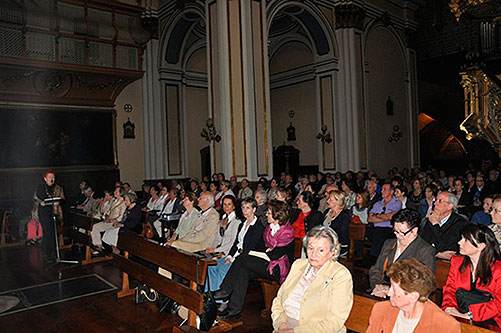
1, 0, 501, 332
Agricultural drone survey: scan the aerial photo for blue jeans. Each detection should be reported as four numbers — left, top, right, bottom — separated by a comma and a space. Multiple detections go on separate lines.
206, 257, 232, 291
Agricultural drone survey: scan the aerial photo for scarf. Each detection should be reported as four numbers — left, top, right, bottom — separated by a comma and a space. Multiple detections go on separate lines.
263, 223, 294, 283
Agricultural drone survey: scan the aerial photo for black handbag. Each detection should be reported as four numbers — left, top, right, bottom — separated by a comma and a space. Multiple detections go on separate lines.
135, 284, 158, 304
455, 287, 493, 313
199, 272, 217, 331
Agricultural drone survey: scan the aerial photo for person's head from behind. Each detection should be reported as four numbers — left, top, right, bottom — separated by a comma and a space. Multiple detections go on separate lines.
266, 200, 290, 226
391, 209, 420, 247
386, 258, 437, 310
276, 188, 290, 203
303, 226, 340, 272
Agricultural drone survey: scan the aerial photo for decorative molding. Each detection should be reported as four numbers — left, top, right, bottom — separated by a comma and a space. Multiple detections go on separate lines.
0, 57, 143, 107
334, 4, 365, 30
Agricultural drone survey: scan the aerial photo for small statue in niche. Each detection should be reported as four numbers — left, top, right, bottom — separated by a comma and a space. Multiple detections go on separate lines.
386, 96, 394, 115
287, 122, 296, 141
123, 118, 135, 139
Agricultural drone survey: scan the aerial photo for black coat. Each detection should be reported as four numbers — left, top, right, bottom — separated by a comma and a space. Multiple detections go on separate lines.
228, 220, 265, 258
290, 209, 323, 234
420, 212, 470, 253
322, 209, 350, 256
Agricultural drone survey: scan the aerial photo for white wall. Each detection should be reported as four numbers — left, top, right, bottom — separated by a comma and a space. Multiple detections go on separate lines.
366, 27, 409, 174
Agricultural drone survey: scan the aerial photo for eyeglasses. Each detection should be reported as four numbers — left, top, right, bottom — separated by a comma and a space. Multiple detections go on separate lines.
393, 228, 413, 236
492, 208, 501, 214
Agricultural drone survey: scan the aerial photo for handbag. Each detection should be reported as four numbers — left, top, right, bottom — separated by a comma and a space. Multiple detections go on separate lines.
199, 271, 217, 331
135, 284, 158, 304
455, 287, 493, 313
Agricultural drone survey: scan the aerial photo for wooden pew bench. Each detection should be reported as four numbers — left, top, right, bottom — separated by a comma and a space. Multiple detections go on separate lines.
66, 210, 113, 265
114, 232, 243, 332
345, 294, 497, 333
256, 237, 303, 318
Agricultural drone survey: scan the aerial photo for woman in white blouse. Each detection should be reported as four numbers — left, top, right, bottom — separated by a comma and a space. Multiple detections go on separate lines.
145, 186, 163, 212
271, 226, 353, 332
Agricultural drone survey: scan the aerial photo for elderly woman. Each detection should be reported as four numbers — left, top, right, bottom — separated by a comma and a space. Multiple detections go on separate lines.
255, 189, 268, 226
271, 226, 353, 332
442, 224, 501, 327
102, 192, 142, 253
369, 208, 436, 298
215, 200, 294, 320
166, 192, 200, 243
322, 190, 350, 258
367, 258, 460, 332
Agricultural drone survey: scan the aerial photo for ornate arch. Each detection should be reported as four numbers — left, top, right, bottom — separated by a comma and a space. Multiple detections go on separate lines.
266, 0, 338, 60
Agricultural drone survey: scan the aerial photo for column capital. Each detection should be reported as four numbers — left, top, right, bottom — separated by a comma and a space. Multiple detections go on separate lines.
334, 4, 365, 30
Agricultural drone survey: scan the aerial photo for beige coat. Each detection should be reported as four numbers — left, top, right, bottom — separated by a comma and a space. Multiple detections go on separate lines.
172, 207, 220, 252
106, 198, 126, 222
271, 258, 353, 333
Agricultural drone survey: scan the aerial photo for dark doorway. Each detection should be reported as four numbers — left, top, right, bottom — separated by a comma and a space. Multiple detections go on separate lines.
200, 146, 211, 180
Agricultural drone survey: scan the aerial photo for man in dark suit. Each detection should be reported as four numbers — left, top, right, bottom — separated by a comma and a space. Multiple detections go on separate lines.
470, 174, 491, 214
420, 191, 470, 260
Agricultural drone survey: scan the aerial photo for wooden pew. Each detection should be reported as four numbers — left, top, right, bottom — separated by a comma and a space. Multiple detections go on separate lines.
114, 232, 242, 332
433, 260, 451, 304
345, 294, 497, 333
66, 211, 113, 265
340, 223, 367, 272
257, 238, 303, 318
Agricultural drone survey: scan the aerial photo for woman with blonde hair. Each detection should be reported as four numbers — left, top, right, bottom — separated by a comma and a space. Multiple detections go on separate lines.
322, 190, 350, 258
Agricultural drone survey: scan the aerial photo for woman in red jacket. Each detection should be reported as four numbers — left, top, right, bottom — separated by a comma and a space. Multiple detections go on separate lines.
442, 224, 501, 328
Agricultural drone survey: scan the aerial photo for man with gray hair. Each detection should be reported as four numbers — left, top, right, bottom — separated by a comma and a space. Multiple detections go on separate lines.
255, 189, 268, 226
420, 191, 470, 260
170, 191, 219, 252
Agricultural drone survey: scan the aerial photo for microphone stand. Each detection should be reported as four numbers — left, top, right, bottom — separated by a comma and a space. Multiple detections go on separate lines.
45, 186, 79, 275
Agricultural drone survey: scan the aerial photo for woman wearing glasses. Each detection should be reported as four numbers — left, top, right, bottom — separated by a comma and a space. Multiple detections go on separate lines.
369, 208, 436, 298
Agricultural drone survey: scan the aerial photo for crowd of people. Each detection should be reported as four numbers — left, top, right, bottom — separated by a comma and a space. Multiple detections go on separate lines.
39, 165, 501, 331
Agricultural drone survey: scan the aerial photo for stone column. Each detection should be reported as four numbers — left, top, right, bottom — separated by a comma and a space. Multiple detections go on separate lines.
206, 0, 271, 179
334, 3, 367, 171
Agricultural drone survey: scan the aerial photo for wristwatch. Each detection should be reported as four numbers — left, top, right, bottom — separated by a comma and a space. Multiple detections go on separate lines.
467, 311, 473, 321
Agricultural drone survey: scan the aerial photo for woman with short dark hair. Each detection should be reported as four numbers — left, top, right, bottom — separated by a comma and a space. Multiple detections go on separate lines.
290, 191, 323, 239
215, 200, 294, 319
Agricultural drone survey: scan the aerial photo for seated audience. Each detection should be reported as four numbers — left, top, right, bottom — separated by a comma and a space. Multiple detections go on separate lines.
215, 180, 235, 209
90, 187, 127, 252
351, 189, 370, 224
166, 192, 200, 243
255, 189, 268, 226
341, 179, 357, 209
271, 226, 353, 332
490, 195, 501, 248
367, 179, 382, 208
153, 188, 184, 236
206, 195, 242, 257
442, 224, 501, 327
368, 183, 402, 257
395, 185, 414, 209
215, 200, 294, 319
95, 190, 113, 220
367, 258, 460, 332
238, 179, 253, 200
471, 174, 490, 214
417, 183, 438, 218
370, 209, 436, 298
170, 192, 219, 252
123, 182, 136, 196
471, 195, 493, 226
229, 176, 240, 197
101, 192, 142, 252
145, 185, 163, 212
268, 178, 279, 201
290, 191, 323, 239
408, 178, 424, 208
322, 190, 350, 258
206, 197, 262, 293
420, 192, 470, 260
77, 186, 98, 216
318, 184, 338, 213
453, 177, 470, 216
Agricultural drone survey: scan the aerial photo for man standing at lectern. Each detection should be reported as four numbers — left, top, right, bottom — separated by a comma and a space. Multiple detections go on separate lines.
34, 169, 65, 265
